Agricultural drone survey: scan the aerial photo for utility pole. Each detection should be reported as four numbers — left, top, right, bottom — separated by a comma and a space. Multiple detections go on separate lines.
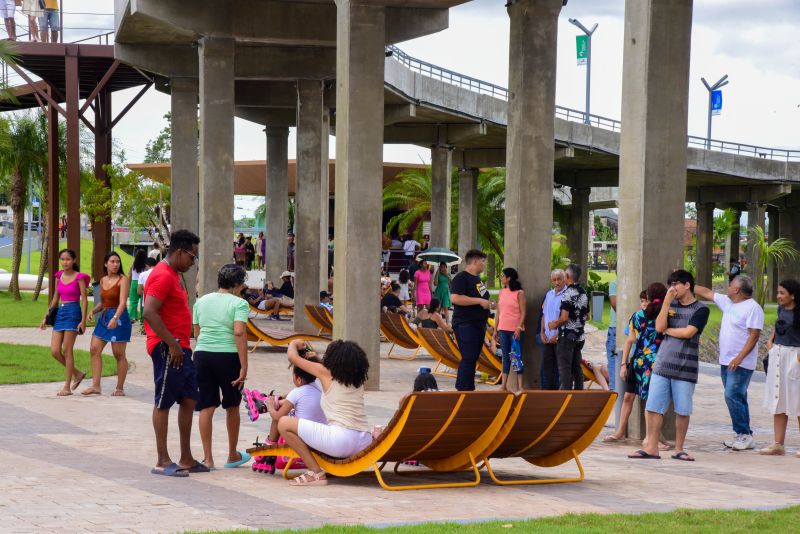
569, 18, 598, 125
701, 74, 729, 149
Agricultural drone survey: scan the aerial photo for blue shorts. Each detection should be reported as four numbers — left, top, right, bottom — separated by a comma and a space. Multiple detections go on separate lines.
39, 9, 59, 31
92, 308, 132, 343
645, 373, 696, 416
150, 342, 199, 410
53, 301, 82, 332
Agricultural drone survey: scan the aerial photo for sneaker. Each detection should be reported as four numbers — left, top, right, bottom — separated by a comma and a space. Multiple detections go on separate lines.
723, 434, 738, 448
758, 442, 785, 456
732, 434, 755, 451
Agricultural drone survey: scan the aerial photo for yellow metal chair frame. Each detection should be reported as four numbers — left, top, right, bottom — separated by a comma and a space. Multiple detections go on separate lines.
304, 305, 334, 336
246, 319, 329, 352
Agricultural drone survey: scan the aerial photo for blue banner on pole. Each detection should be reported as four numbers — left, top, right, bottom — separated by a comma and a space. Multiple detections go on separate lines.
711, 90, 722, 116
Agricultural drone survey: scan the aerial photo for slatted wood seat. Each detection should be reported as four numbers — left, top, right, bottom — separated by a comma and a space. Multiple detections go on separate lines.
478, 390, 616, 485
417, 327, 499, 382
304, 305, 334, 335
249, 303, 294, 317
246, 319, 329, 351
380, 311, 421, 360
247, 390, 514, 490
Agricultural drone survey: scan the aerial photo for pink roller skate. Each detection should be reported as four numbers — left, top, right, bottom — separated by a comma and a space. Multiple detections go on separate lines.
273, 437, 307, 471
252, 455, 277, 474
242, 388, 268, 422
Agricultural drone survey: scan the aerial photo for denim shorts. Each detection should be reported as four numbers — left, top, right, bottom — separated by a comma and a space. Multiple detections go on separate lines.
39, 9, 59, 30
645, 373, 696, 416
53, 301, 82, 332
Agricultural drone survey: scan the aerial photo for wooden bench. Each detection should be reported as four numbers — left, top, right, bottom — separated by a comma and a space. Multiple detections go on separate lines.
248, 391, 515, 490
379, 311, 421, 360
478, 390, 616, 485
246, 319, 329, 351
304, 305, 334, 336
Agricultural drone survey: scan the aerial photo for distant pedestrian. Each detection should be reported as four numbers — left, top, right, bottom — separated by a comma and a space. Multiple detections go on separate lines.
21, 0, 41, 42
629, 270, 709, 461
495, 267, 526, 392
256, 232, 264, 269
540, 269, 567, 390
548, 264, 589, 390
128, 250, 147, 323
402, 234, 420, 267
82, 252, 131, 397
143, 230, 204, 477
245, 236, 255, 270
39, 0, 59, 43
695, 275, 763, 451
432, 262, 451, 321
40, 248, 89, 396
414, 260, 433, 311
759, 279, 800, 457
0, 0, 16, 41
607, 278, 618, 390
450, 249, 490, 391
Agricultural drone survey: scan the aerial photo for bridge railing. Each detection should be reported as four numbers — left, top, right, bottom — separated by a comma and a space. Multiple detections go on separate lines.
387, 45, 799, 163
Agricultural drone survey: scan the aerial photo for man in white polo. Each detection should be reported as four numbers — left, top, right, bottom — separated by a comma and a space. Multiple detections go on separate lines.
695, 275, 763, 451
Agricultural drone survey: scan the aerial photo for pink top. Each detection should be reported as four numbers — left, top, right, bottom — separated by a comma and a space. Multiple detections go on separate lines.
55, 270, 90, 302
414, 269, 432, 305
497, 288, 523, 332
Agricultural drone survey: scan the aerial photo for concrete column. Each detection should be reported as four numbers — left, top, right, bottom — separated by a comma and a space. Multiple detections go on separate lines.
725, 208, 742, 269
294, 80, 324, 334
198, 37, 235, 296
170, 77, 199, 309
430, 145, 452, 249
617, 0, 693, 439
568, 187, 590, 285
746, 202, 766, 278
333, 1, 385, 390
695, 202, 714, 288
320, 108, 331, 290
778, 206, 800, 282
767, 208, 779, 299
504, 0, 562, 388
265, 126, 289, 285
457, 167, 478, 269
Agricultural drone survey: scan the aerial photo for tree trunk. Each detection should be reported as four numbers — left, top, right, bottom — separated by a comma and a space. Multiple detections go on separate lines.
9, 169, 25, 300
33, 207, 48, 301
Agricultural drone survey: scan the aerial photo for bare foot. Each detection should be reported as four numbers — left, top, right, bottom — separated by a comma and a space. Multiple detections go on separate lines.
112, 389, 125, 397
81, 386, 101, 396
57, 389, 73, 397
71, 371, 86, 391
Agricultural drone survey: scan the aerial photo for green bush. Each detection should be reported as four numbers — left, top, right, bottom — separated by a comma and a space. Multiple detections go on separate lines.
586, 271, 609, 295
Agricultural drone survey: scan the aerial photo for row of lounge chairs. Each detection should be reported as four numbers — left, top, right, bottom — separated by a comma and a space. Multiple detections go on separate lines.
248, 389, 616, 490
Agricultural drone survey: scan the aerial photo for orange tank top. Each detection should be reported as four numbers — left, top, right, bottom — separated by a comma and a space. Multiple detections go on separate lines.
100, 277, 122, 309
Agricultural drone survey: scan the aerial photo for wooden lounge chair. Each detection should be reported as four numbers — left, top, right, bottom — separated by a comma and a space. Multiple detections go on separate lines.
249, 303, 294, 317
416, 327, 499, 383
582, 362, 598, 389
248, 391, 515, 490
304, 304, 334, 336
246, 319, 329, 351
478, 390, 616, 485
379, 311, 421, 360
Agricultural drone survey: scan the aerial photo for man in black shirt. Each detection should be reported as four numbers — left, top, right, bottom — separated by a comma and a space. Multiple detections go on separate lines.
278, 271, 294, 299
450, 249, 491, 391
381, 282, 410, 315
547, 263, 589, 390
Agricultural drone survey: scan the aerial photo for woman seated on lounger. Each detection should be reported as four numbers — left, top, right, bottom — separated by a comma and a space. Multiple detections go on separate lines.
278, 339, 373, 486
412, 298, 452, 333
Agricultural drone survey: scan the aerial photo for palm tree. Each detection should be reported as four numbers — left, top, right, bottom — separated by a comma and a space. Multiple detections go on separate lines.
713, 208, 739, 248
749, 225, 799, 306
0, 113, 47, 300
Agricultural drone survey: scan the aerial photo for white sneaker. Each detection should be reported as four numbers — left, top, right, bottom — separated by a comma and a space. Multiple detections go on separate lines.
723, 434, 738, 448
732, 434, 755, 451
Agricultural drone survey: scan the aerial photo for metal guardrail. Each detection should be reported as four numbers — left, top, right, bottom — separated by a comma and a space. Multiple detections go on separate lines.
386, 45, 800, 163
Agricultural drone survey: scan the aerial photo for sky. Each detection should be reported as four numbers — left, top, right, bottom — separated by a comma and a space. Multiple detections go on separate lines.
11, 0, 800, 215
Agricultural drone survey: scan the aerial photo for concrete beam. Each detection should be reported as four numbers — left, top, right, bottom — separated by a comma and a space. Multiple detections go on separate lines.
383, 103, 416, 126
555, 146, 575, 160
452, 148, 506, 168
235, 107, 297, 127
686, 184, 792, 205
385, 7, 449, 44
383, 124, 437, 144
447, 122, 487, 145
115, 43, 197, 77
235, 81, 297, 108
235, 46, 337, 80
555, 169, 618, 188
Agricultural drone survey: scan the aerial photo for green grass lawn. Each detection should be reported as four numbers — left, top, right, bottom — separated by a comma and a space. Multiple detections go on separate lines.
0, 239, 134, 277
0, 291, 49, 327
0, 342, 116, 385
193, 506, 799, 534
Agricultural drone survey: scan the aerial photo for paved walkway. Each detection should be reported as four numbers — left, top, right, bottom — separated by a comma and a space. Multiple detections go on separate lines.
0, 320, 798, 533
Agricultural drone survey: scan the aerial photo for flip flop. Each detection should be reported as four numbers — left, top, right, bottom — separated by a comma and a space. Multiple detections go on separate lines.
671, 451, 695, 462
602, 435, 624, 443
71, 371, 86, 391
224, 451, 251, 469
627, 449, 661, 459
151, 463, 189, 477
185, 461, 212, 473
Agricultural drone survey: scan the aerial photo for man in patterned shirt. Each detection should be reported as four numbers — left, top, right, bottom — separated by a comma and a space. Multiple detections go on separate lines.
547, 263, 589, 390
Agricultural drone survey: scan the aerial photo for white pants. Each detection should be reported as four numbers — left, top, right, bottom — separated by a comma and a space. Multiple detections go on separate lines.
0, 0, 15, 19
297, 419, 373, 458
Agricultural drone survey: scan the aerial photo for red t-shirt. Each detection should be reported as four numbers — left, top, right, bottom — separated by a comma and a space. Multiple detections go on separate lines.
144, 261, 192, 355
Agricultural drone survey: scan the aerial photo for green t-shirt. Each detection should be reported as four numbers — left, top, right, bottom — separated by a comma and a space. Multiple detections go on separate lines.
192, 292, 250, 353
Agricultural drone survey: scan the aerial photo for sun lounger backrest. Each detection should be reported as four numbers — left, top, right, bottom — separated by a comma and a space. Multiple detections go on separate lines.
418, 328, 460, 362
304, 305, 333, 332
380, 312, 419, 349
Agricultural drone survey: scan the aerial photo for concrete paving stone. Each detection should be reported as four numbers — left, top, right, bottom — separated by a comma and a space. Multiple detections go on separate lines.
0, 325, 798, 532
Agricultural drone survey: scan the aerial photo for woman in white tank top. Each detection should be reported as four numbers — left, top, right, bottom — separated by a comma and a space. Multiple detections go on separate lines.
278, 339, 373, 486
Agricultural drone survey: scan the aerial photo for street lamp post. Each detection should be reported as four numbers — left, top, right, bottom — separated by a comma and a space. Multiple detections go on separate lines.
569, 18, 598, 125
701, 74, 729, 149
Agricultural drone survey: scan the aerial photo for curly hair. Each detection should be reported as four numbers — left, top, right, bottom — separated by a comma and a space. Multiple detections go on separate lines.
217, 263, 246, 289
322, 340, 369, 388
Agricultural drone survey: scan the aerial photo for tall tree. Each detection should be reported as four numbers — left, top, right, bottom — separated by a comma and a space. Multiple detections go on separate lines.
143, 112, 172, 163
749, 226, 799, 306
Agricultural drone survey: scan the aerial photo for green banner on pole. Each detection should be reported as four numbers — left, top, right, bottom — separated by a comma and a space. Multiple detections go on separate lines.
576, 35, 588, 66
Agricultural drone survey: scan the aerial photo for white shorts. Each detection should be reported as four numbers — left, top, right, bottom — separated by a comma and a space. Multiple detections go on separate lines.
297, 419, 373, 458
0, 0, 15, 19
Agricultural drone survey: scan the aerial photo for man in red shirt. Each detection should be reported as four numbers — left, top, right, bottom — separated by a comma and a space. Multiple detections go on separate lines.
142, 230, 203, 477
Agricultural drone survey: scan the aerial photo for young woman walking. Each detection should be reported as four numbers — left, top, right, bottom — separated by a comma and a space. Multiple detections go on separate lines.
432, 262, 452, 322
82, 252, 131, 396
40, 249, 89, 396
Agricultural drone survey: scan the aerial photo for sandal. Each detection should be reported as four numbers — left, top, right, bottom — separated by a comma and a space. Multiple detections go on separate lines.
602, 434, 624, 443
71, 371, 86, 391
671, 451, 695, 462
289, 470, 328, 486
112, 389, 126, 397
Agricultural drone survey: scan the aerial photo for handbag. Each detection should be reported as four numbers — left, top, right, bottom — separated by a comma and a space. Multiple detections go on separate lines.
45, 306, 58, 327
510, 338, 524, 373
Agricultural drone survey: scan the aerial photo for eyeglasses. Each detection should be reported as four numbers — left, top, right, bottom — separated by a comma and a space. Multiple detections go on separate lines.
183, 249, 199, 264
